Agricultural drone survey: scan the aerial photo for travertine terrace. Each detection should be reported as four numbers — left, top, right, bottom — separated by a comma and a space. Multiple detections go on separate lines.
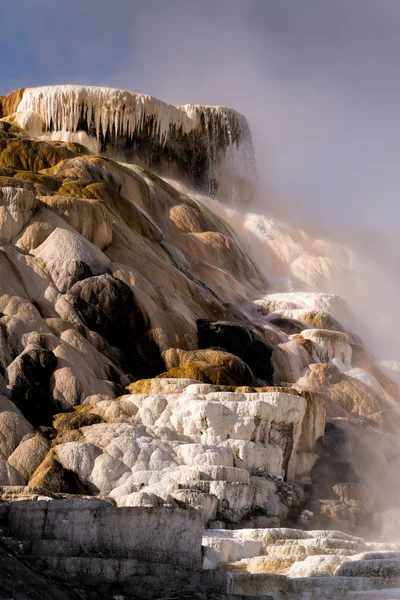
0, 85, 399, 599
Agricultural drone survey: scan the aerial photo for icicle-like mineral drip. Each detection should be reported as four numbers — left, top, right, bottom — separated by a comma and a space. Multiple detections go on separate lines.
16, 85, 256, 203
202, 109, 217, 197
17, 86, 247, 148
17, 86, 199, 144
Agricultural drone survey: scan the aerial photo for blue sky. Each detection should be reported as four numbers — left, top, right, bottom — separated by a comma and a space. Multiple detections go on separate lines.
3, 0, 400, 102
2, 0, 400, 229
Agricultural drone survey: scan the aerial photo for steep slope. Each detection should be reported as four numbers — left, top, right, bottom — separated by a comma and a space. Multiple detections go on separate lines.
0, 85, 399, 546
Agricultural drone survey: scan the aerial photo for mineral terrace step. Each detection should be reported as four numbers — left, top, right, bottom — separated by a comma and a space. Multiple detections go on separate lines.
1, 536, 81, 557
228, 572, 378, 599
23, 555, 230, 598
336, 560, 400, 578
347, 589, 400, 599
23, 556, 150, 583
203, 537, 264, 568
354, 553, 400, 561
202, 528, 367, 571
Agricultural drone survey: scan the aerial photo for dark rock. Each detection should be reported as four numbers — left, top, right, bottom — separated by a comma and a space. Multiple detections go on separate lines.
52, 259, 96, 294
66, 274, 153, 375
315, 421, 352, 462
268, 316, 307, 335
135, 331, 167, 379
7, 346, 58, 427
312, 458, 358, 499
0, 321, 18, 374
0, 543, 82, 600
197, 319, 273, 382
312, 422, 358, 500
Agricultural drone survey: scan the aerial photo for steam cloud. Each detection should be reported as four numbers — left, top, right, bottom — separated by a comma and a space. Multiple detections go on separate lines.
2, 0, 400, 359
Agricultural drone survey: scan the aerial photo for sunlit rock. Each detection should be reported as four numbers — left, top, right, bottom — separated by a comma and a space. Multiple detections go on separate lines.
0, 187, 38, 241
285, 554, 349, 577
2, 85, 257, 203
297, 329, 352, 366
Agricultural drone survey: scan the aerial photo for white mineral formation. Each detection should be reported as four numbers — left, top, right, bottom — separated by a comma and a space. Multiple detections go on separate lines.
17, 85, 244, 145
13, 85, 255, 201
298, 329, 352, 366
50, 383, 322, 521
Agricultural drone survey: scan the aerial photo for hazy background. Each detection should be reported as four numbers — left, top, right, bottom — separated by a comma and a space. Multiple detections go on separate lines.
2, 0, 400, 358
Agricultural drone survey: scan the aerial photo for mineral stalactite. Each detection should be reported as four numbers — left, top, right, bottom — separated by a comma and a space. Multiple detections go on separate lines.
0, 85, 256, 201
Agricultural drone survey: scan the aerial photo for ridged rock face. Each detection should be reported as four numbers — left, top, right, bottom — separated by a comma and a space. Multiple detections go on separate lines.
1, 85, 256, 203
